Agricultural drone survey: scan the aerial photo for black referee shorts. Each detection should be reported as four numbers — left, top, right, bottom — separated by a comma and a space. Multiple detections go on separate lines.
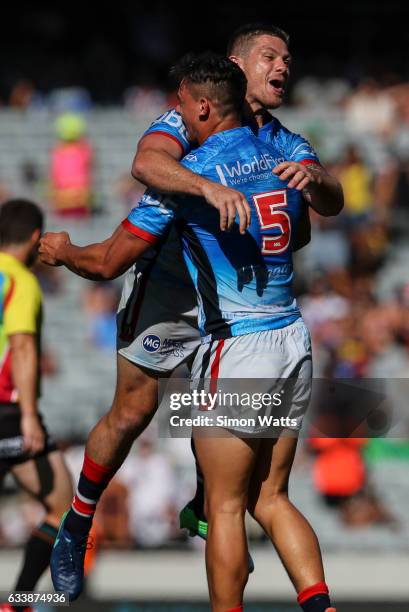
0, 402, 58, 474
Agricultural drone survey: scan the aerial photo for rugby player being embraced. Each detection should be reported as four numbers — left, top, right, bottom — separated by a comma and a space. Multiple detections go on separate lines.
40, 23, 342, 607
40, 50, 340, 612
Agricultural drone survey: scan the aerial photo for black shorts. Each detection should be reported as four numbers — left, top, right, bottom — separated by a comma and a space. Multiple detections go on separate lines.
0, 403, 58, 474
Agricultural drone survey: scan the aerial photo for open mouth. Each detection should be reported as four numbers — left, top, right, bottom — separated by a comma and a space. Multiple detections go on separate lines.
268, 79, 286, 95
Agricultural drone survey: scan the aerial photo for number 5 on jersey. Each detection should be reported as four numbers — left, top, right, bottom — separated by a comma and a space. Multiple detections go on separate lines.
252, 189, 291, 254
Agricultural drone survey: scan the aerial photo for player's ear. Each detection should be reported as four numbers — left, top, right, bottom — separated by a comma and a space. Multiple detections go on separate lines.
229, 55, 244, 70
198, 97, 210, 120
31, 228, 41, 244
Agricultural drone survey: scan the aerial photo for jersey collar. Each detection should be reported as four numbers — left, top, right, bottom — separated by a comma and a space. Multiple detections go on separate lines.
256, 116, 278, 137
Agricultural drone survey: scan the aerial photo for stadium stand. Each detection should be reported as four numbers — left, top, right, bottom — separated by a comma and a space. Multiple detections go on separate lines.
1, 101, 409, 605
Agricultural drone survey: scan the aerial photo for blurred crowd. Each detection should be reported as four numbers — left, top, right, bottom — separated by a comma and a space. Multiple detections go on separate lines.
294, 78, 409, 385
1, 73, 409, 552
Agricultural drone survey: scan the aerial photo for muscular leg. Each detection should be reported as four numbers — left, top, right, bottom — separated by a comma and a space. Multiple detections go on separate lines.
49, 356, 170, 600
86, 354, 164, 468
194, 432, 258, 612
247, 433, 325, 593
64, 355, 165, 537
11, 450, 73, 592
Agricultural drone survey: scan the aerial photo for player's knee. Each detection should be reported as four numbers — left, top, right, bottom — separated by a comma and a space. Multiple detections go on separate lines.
112, 364, 157, 433
108, 400, 154, 436
249, 488, 288, 523
207, 494, 246, 518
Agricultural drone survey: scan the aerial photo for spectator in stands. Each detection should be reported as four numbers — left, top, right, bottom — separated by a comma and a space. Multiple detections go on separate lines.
336, 144, 374, 225
123, 84, 167, 115
19, 160, 43, 203
116, 431, 178, 548
49, 113, 94, 218
9, 80, 42, 110
345, 78, 397, 139
303, 211, 350, 274
299, 272, 350, 335
349, 220, 388, 275
82, 282, 119, 352
309, 437, 397, 528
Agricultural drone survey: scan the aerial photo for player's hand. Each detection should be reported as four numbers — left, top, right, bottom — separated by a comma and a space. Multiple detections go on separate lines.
39, 231, 71, 266
200, 181, 251, 234
21, 414, 46, 455
272, 161, 323, 191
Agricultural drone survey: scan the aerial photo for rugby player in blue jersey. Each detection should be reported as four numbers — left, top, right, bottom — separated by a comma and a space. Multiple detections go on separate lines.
128, 24, 342, 548
41, 53, 338, 612
52, 24, 340, 558
42, 24, 342, 601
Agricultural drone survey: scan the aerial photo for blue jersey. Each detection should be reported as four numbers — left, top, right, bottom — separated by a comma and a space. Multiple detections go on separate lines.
144, 109, 190, 155
144, 108, 320, 166
123, 126, 305, 341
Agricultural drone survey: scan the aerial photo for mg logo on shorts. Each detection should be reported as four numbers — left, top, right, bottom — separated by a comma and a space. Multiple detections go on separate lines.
142, 334, 161, 353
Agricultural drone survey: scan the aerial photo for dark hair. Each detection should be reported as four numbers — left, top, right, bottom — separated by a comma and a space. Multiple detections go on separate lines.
171, 51, 247, 117
227, 22, 289, 57
0, 199, 43, 246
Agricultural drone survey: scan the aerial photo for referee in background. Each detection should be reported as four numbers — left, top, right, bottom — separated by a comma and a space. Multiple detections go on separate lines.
0, 199, 73, 612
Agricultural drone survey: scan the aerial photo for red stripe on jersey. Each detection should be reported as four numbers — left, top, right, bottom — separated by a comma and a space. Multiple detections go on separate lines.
0, 278, 16, 402
297, 581, 329, 604
210, 339, 224, 395
146, 131, 186, 155
4, 277, 15, 309
0, 351, 13, 403
121, 219, 159, 245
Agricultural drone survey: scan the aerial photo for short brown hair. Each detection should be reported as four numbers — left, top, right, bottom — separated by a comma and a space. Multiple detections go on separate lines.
227, 23, 290, 58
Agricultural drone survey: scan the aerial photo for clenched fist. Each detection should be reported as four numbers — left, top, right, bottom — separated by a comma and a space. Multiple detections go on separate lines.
39, 231, 71, 266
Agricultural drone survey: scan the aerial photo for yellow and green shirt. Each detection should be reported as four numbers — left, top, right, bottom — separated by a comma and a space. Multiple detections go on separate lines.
0, 252, 42, 403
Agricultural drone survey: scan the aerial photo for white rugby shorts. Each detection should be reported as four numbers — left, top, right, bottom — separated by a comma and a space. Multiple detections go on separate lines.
190, 320, 312, 434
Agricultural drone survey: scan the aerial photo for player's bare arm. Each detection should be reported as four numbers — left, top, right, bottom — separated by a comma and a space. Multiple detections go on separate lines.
273, 161, 343, 216
9, 333, 45, 455
132, 133, 251, 233
39, 226, 151, 281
